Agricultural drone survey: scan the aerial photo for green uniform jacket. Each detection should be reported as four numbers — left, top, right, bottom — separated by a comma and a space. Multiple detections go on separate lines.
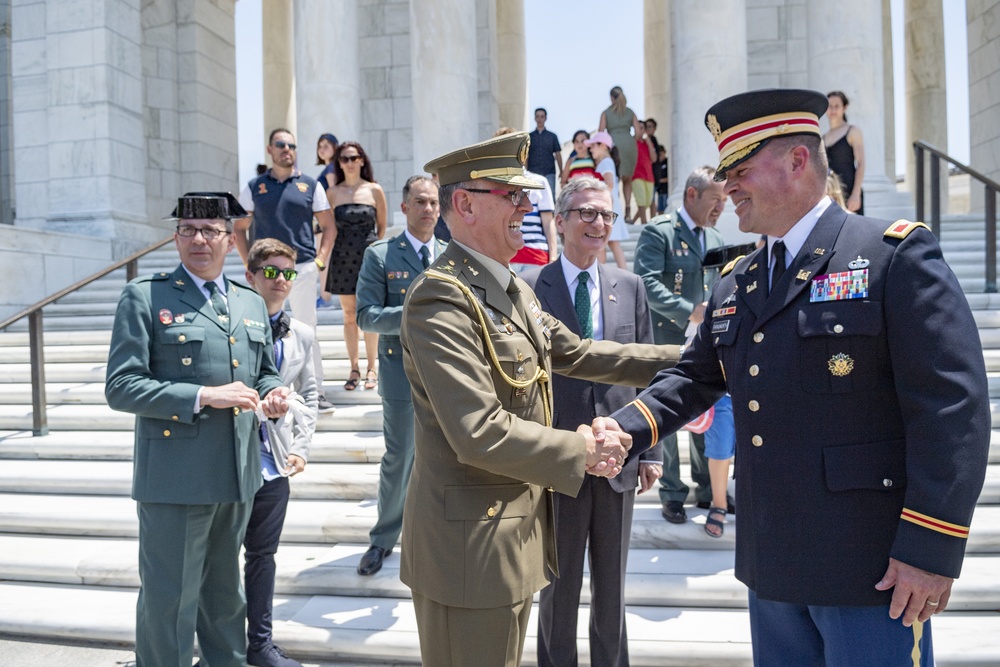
399, 243, 675, 609
106, 265, 285, 505
633, 210, 725, 344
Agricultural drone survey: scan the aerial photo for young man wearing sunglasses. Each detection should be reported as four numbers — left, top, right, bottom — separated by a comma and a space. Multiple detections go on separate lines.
237, 128, 337, 414
238, 238, 319, 667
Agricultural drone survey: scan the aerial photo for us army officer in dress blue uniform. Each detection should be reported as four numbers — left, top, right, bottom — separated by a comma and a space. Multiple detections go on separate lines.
633, 166, 728, 524
355, 175, 447, 576
106, 194, 289, 667
611, 90, 990, 665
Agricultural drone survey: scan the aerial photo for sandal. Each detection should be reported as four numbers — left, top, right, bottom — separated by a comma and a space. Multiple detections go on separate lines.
344, 368, 361, 391
364, 368, 378, 390
705, 507, 726, 538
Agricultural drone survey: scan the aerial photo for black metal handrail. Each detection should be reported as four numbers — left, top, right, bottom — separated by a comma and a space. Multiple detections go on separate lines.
913, 141, 1000, 292
0, 235, 173, 435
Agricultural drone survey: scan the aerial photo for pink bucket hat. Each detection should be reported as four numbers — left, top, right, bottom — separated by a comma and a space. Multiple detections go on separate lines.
584, 131, 614, 148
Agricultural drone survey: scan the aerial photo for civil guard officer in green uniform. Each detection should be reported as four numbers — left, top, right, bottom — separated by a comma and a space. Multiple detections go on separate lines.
106, 193, 289, 667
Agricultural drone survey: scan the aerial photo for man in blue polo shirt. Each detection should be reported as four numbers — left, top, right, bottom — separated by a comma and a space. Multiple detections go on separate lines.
237, 128, 337, 413
527, 108, 562, 194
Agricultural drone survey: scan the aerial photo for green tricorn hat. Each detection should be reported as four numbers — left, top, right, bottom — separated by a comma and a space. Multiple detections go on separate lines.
423, 132, 544, 189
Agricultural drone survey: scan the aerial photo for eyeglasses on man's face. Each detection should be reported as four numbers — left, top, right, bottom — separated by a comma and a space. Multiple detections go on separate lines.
254, 265, 298, 281
339, 155, 362, 164
565, 208, 618, 225
176, 225, 230, 241
463, 188, 530, 207
272, 140, 297, 151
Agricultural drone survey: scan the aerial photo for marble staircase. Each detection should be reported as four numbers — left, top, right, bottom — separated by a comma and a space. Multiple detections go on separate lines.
1, 219, 999, 665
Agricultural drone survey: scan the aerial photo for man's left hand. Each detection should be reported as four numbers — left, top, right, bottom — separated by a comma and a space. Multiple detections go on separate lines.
285, 453, 305, 476
261, 386, 290, 418
638, 463, 662, 493
875, 557, 953, 626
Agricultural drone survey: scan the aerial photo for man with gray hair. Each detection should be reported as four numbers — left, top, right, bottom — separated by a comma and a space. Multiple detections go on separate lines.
523, 176, 662, 667
633, 166, 730, 524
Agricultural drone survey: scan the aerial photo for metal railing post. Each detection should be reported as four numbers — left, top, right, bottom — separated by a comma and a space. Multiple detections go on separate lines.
28, 310, 48, 436
127, 259, 138, 282
929, 154, 941, 238
914, 144, 925, 224
988, 186, 998, 293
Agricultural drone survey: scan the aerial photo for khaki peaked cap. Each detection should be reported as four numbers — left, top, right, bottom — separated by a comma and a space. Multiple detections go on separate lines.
424, 132, 544, 189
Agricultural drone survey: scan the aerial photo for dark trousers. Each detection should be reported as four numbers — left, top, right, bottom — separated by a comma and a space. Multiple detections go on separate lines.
136, 500, 252, 667
369, 397, 415, 550
244, 476, 291, 651
658, 430, 711, 504
537, 475, 634, 667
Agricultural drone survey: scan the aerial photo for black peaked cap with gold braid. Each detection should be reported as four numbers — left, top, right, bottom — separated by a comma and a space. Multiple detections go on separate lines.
424, 132, 544, 189
705, 88, 829, 181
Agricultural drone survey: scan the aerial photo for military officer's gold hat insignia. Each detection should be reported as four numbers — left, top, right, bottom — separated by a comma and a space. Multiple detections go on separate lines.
706, 114, 722, 141
423, 131, 543, 190
828, 353, 854, 377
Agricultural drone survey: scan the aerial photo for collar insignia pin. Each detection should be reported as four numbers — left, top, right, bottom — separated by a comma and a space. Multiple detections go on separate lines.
796, 270, 812, 281
814, 248, 826, 256
746, 281, 758, 293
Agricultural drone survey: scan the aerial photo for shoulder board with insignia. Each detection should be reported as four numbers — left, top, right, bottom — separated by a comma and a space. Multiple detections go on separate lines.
884, 220, 930, 239
720, 255, 746, 277
228, 278, 253, 291
371, 238, 391, 248
145, 273, 169, 282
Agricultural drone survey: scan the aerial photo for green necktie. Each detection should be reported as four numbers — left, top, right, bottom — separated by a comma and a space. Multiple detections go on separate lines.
575, 271, 593, 338
205, 280, 228, 319
419, 245, 431, 269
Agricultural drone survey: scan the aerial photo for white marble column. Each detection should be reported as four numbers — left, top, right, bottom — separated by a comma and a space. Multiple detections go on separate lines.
882, 0, 896, 182
807, 0, 897, 210
294, 0, 359, 152
411, 0, 479, 169
905, 0, 948, 206
496, 0, 526, 131
263, 0, 296, 143
644, 0, 671, 149
670, 0, 746, 202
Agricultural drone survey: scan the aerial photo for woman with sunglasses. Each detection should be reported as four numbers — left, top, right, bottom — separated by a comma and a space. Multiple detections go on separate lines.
325, 141, 387, 391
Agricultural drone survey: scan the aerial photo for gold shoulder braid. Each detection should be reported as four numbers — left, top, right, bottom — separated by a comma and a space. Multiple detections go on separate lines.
425, 269, 552, 427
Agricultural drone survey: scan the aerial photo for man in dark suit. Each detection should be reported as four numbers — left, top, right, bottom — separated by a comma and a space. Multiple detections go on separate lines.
401, 132, 678, 667
355, 175, 447, 576
241, 238, 319, 667
611, 89, 990, 664
106, 193, 289, 667
523, 176, 663, 667
632, 166, 728, 524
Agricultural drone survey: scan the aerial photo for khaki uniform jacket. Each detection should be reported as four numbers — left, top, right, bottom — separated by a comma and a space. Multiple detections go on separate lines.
399, 243, 675, 609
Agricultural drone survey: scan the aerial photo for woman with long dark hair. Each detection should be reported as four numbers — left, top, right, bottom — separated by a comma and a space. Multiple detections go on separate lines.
824, 91, 866, 214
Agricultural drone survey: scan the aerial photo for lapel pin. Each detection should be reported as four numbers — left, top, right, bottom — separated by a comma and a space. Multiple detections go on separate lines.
608, 294, 617, 302
796, 270, 812, 281
749, 263, 758, 272
848, 256, 870, 269
747, 281, 758, 293
175, 280, 185, 286
813, 248, 826, 256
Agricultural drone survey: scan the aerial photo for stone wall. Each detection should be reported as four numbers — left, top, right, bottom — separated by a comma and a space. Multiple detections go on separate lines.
745, 0, 808, 89
968, 0, 1000, 200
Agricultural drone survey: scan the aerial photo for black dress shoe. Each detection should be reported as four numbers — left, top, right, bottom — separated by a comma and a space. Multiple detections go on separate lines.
697, 494, 736, 515
661, 500, 687, 524
357, 544, 392, 576
247, 643, 302, 667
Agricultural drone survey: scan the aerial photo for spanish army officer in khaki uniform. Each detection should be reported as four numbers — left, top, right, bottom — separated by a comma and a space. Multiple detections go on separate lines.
106, 193, 289, 667
399, 132, 678, 667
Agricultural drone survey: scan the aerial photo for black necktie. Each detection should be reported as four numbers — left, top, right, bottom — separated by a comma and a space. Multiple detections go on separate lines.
693, 226, 703, 254
205, 280, 228, 318
419, 245, 431, 268
770, 241, 787, 294
574, 271, 593, 338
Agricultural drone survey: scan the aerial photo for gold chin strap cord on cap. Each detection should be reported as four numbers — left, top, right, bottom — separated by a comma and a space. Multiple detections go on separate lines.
424, 269, 552, 427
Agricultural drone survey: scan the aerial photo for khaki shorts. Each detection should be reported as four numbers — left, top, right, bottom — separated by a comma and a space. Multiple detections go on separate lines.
632, 178, 654, 206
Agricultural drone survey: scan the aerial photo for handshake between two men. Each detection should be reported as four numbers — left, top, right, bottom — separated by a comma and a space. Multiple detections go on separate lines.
577, 416, 632, 478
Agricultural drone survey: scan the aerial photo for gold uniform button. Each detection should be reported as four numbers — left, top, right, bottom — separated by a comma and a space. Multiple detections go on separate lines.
230, 336, 237, 344
752, 435, 763, 447
232, 359, 239, 368
178, 334, 186, 342
753, 332, 764, 343
486, 507, 496, 518
400, 288, 406, 294
833, 324, 844, 334
171, 415, 179, 421
748, 400, 760, 412
233, 407, 240, 415
387, 348, 393, 355
749, 364, 760, 376
163, 429, 171, 437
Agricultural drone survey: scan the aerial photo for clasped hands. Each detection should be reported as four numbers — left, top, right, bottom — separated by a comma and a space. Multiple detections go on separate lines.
201, 382, 290, 418
577, 417, 632, 478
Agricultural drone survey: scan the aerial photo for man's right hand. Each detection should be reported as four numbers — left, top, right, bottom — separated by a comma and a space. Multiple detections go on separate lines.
200, 382, 261, 412
689, 302, 707, 326
579, 417, 631, 477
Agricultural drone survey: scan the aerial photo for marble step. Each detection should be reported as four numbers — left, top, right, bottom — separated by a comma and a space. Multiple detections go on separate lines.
0, 429, 388, 463
3, 492, 1000, 553
1, 536, 996, 614
0, 324, 352, 346
0, 403, 383, 432
0, 382, 382, 406
3, 458, 998, 507
1, 582, 998, 667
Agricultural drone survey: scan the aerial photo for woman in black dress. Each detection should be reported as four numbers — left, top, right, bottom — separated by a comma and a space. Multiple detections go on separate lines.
824, 91, 866, 214
325, 141, 387, 390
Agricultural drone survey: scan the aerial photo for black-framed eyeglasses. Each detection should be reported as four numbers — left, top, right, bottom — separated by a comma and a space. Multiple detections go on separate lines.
273, 140, 297, 150
566, 208, 618, 225
254, 265, 298, 281
338, 155, 362, 163
176, 225, 230, 241
463, 188, 530, 207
